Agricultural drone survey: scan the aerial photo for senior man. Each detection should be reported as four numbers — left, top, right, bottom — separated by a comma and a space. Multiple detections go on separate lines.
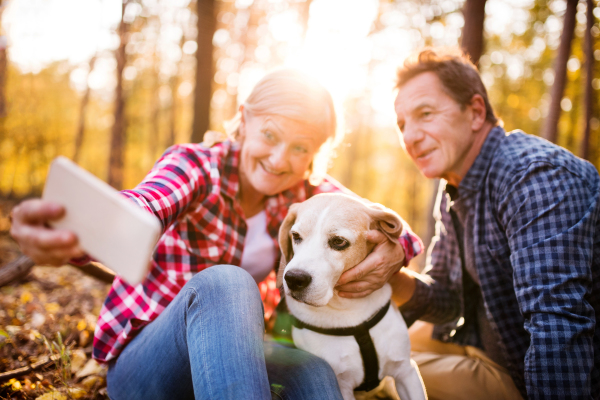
337, 48, 600, 399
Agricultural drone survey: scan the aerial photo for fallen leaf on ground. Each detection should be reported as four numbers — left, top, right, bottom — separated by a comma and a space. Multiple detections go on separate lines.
75, 359, 106, 379
68, 387, 88, 399
35, 392, 67, 400
70, 348, 87, 373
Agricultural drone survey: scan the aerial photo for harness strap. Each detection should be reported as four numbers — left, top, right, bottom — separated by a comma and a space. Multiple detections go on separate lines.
292, 301, 391, 392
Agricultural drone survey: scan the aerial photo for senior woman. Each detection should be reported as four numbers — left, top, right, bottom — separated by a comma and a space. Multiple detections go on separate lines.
10, 70, 422, 400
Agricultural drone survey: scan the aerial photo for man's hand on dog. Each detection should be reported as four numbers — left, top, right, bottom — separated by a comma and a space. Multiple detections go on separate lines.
335, 230, 405, 298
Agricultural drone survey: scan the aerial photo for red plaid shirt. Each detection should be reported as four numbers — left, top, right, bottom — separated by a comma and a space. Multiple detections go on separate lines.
92, 140, 423, 363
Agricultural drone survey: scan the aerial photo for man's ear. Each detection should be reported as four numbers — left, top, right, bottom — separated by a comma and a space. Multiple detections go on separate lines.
277, 204, 299, 288
366, 203, 403, 243
470, 94, 487, 132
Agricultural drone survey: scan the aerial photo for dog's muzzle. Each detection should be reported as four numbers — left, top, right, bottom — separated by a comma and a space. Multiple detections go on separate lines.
284, 270, 312, 292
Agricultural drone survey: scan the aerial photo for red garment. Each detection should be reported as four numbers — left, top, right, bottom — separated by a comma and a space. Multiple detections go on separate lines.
92, 140, 423, 363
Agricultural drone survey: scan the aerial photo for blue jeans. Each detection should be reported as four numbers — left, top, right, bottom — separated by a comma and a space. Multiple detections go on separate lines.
106, 265, 343, 400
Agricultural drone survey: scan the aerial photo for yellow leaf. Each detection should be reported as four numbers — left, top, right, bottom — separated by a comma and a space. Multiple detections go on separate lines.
77, 320, 87, 331
67, 387, 87, 399
35, 392, 67, 400
44, 303, 60, 314
20, 291, 33, 304
8, 378, 22, 391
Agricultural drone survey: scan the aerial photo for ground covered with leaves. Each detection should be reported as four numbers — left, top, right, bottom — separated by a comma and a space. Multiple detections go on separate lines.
0, 199, 111, 400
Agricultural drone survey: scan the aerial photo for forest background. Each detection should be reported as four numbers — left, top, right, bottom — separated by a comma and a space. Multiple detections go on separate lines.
0, 0, 599, 266
0, 0, 598, 398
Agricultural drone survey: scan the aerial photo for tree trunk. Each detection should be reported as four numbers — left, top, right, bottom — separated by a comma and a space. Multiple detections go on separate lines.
461, 0, 487, 65
0, 255, 34, 287
73, 56, 97, 164
169, 35, 186, 147
0, 255, 115, 288
542, 0, 577, 144
579, 0, 595, 160
149, 57, 161, 161
191, 0, 216, 143
108, 0, 129, 189
0, 0, 7, 119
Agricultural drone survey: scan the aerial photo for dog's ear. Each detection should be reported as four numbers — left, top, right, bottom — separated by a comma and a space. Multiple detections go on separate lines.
366, 203, 403, 242
277, 203, 299, 288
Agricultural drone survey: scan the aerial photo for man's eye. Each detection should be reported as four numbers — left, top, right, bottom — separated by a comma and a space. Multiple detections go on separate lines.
291, 232, 302, 244
328, 236, 349, 251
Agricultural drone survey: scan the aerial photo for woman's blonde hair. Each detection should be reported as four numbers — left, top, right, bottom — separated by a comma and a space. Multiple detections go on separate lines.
226, 69, 342, 185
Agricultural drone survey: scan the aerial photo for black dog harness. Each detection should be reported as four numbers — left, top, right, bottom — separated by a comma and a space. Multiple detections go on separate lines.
291, 301, 391, 392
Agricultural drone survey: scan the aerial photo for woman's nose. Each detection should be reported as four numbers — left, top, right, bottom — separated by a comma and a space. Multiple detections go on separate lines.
269, 145, 289, 170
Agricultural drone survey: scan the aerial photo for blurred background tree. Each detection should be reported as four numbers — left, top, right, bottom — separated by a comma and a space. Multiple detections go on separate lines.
0, 0, 598, 268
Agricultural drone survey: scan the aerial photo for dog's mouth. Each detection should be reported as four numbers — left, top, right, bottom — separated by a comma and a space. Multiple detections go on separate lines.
289, 291, 325, 307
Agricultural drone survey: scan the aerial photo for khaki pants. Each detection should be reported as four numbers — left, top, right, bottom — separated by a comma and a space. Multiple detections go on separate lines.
409, 321, 523, 400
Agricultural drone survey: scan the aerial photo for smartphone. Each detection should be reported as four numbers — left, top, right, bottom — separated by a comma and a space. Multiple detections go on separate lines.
42, 156, 161, 285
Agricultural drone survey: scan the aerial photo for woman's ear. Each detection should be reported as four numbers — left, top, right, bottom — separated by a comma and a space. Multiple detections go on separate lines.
238, 105, 247, 140
277, 204, 299, 288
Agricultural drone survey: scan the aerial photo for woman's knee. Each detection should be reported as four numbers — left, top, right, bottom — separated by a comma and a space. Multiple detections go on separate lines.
187, 265, 258, 296
184, 265, 263, 319
266, 344, 338, 386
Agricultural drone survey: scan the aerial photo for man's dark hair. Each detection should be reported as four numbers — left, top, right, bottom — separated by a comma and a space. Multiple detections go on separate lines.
396, 48, 499, 125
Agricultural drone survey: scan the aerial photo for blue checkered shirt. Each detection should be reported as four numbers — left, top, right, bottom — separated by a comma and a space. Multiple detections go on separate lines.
401, 126, 600, 399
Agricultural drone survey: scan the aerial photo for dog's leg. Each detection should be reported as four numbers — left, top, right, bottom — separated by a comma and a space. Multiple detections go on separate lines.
339, 382, 357, 400
393, 359, 427, 400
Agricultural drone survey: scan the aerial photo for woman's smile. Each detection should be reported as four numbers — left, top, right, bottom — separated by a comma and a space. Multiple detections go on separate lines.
259, 161, 288, 176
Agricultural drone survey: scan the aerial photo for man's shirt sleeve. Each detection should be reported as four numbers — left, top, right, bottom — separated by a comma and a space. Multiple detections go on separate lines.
497, 161, 599, 399
400, 194, 461, 327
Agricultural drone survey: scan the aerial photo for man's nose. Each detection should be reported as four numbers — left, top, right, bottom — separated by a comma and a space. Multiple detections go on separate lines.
400, 124, 423, 147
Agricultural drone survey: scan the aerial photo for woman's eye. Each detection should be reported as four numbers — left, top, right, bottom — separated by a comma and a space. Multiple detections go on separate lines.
291, 232, 302, 244
328, 236, 349, 251
293, 145, 308, 154
263, 131, 275, 141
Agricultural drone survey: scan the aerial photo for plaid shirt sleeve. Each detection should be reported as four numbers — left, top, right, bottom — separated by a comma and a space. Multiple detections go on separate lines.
399, 186, 461, 326
497, 162, 599, 399
119, 144, 213, 230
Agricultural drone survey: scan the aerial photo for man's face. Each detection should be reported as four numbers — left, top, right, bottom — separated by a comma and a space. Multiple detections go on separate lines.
394, 72, 476, 185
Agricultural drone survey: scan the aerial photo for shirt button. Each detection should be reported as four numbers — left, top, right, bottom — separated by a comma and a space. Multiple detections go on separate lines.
442, 333, 450, 341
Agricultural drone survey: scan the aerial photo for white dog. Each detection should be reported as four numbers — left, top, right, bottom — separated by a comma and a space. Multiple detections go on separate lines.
277, 193, 427, 400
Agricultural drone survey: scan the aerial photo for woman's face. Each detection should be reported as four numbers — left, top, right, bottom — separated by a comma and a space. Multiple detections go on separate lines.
238, 112, 328, 197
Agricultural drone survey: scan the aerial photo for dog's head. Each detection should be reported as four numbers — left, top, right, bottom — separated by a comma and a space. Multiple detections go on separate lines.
277, 193, 403, 307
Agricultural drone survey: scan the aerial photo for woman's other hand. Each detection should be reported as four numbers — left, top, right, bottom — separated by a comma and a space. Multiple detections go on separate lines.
335, 230, 405, 298
9, 199, 85, 266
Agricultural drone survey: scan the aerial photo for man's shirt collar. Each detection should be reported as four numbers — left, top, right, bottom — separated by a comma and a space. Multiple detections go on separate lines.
457, 125, 506, 193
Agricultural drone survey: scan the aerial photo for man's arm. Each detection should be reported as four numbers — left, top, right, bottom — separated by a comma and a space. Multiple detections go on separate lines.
394, 187, 462, 326
498, 162, 598, 399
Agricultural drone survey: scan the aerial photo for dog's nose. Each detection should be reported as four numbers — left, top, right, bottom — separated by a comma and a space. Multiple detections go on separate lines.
284, 270, 312, 291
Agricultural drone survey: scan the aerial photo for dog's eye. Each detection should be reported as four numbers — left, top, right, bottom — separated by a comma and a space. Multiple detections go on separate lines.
328, 236, 350, 251
291, 232, 302, 244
